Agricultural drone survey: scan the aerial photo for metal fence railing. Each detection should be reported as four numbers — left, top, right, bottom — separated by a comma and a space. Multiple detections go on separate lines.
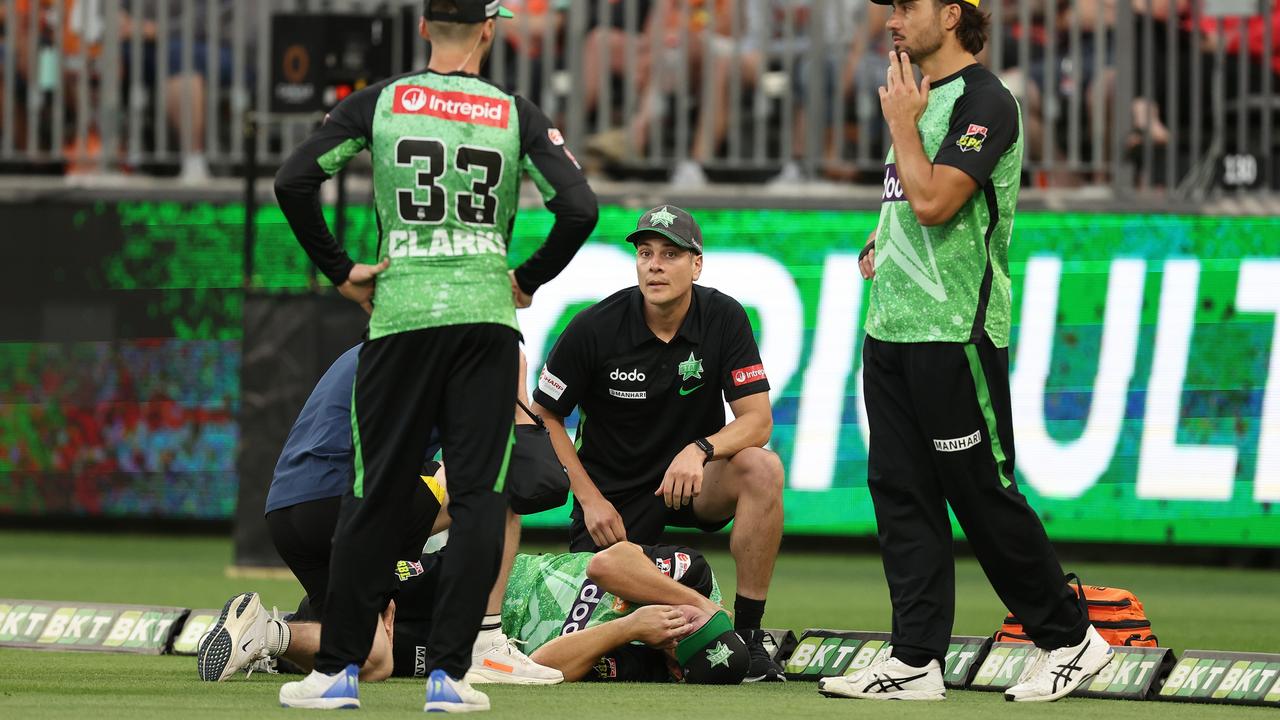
0, 0, 1275, 198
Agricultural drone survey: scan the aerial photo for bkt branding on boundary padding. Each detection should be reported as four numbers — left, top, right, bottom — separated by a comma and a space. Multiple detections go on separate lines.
0, 600, 188, 654
1157, 650, 1280, 706
782, 630, 989, 688
970, 643, 1173, 700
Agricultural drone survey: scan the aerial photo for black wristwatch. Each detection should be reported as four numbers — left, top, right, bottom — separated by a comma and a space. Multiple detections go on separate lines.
694, 437, 715, 465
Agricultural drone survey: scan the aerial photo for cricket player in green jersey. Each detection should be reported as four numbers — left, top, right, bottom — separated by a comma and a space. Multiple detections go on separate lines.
818, 0, 1112, 704
239, 541, 749, 685
273, 0, 597, 711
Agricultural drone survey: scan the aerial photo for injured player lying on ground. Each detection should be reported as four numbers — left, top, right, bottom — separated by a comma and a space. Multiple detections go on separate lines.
211, 540, 749, 685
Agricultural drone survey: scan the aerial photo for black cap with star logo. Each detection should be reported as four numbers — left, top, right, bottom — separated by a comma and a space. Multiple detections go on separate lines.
677, 610, 750, 685
624, 205, 703, 255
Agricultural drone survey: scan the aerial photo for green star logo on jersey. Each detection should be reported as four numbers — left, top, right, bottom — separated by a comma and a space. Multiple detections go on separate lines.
648, 206, 678, 228
705, 642, 733, 669
677, 352, 703, 381
876, 202, 949, 302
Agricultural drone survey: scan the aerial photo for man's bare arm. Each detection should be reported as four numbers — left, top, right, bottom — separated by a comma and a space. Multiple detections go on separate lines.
657, 391, 774, 509
529, 605, 690, 682
707, 392, 773, 458
586, 543, 719, 614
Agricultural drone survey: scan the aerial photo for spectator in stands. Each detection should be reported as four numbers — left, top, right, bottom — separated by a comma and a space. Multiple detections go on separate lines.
582, 0, 656, 125
122, 0, 237, 184
585, 0, 742, 186
489, 0, 561, 106
0, 2, 32, 154
772, 0, 888, 185
0, 0, 105, 171
1185, 0, 1280, 99
996, 0, 1170, 185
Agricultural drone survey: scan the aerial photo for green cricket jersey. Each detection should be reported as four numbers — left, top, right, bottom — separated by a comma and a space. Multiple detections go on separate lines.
867, 63, 1023, 347
501, 551, 721, 653
276, 70, 598, 339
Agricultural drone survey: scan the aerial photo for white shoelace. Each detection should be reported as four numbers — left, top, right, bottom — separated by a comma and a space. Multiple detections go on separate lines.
500, 636, 532, 660
246, 606, 284, 678
246, 656, 279, 678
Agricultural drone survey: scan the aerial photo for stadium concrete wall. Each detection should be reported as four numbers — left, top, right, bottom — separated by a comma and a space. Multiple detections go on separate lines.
1, 199, 1278, 547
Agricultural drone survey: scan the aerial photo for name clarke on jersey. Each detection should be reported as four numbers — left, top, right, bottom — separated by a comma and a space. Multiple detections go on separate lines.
386, 228, 506, 258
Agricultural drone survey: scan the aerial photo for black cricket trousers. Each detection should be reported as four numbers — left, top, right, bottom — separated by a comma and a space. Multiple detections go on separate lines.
863, 334, 1087, 667
315, 323, 518, 679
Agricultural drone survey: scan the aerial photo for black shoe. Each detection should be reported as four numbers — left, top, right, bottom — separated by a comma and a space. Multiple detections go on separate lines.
739, 630, 786, 683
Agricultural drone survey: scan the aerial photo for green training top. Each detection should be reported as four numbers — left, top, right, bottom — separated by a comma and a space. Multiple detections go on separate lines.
501, 551, 721, 653
275, 70, 597, 340
867, 63, 1023, 348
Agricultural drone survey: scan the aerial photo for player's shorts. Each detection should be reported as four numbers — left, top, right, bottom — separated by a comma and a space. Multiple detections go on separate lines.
568, 490, 733, 553
638, 543, 715, 598
267, 460, 443, 618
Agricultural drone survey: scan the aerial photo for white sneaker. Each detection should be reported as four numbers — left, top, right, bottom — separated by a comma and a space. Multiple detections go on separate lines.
280, 664, 360, 709
465, 632, 563, 685
179, 154, 210, 184
767, 160, 805, 187
425, 669, 490, 713
817, 656, 946, 701
198, 592, 268, 681
669, 160, 708, 188
1004, 625, 1114, 702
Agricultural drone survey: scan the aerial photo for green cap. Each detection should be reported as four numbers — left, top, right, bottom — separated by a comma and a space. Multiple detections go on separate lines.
676, 610, 750, 685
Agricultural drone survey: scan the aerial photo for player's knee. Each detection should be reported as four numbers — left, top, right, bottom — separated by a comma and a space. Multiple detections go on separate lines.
732, 447, 784, 497
586, 541, 635, 582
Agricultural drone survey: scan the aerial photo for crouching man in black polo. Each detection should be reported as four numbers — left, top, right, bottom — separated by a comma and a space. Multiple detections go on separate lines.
531, 205, 785, 682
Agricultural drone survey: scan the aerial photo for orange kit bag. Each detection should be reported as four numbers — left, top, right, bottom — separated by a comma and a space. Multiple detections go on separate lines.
994, 575, 1158, 647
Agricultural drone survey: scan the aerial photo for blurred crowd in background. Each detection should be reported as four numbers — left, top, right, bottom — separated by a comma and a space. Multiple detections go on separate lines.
0, 0, 1276, 191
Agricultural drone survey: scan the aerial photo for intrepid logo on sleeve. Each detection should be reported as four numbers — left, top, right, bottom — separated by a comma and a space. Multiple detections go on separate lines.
673, 552, 691, 581
934, 430, 981, 452
393, 86, 510, 129
732, 364, 767, 387
538, 367, 567, 401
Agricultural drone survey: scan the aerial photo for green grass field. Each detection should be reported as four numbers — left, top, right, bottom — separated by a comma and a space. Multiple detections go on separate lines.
1, 530, 1277, 718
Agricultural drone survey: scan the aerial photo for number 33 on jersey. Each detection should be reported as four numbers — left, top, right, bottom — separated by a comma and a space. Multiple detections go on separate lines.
275, 70, 597, 340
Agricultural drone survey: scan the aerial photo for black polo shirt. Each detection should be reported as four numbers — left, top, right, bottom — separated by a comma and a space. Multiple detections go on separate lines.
532, 284, 770, 500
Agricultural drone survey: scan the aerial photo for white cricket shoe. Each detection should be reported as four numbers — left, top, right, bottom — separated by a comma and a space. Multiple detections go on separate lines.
818, 656, 946, 701
425, 669, 490, 713
1004, 625, 1114, 702
465, 632, 563, 685
198, 592, 268, 681
279, 664, 360, 709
